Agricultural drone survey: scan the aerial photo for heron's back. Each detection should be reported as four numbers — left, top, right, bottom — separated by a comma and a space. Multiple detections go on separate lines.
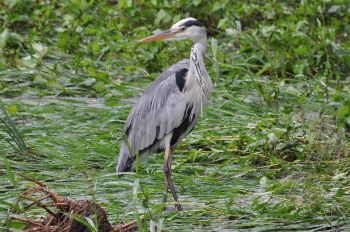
117, 59, 194, 173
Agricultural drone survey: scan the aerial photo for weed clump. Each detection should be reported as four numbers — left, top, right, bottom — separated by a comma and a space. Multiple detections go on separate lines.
9, 174, 139, 232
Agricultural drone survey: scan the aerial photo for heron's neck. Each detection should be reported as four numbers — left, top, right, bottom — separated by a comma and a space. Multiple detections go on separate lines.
193, 36, 208, 55
189, 37, 212, 97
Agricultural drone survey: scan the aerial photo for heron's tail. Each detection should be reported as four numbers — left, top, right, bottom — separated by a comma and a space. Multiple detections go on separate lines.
116, 141, 134, 175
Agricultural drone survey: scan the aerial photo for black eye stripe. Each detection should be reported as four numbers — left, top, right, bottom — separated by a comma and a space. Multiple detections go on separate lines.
181, 20, 204, 28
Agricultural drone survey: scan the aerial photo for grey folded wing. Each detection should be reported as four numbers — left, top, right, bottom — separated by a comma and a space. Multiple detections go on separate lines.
117, 59, 192, 172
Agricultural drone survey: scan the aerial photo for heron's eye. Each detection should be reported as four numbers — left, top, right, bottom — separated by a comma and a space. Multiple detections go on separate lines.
180, 27, 186, 31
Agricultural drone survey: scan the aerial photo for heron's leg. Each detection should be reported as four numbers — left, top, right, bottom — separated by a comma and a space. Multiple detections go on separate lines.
162, 157, 169, 204
163, 144, 182, 211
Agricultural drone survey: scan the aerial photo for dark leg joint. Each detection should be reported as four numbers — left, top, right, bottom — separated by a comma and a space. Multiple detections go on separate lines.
163, 164, 170, 175
162, 145, 182, 211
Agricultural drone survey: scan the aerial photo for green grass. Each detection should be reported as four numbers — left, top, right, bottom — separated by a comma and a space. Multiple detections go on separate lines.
1, 0, 350, 231
0, 100, 27, 154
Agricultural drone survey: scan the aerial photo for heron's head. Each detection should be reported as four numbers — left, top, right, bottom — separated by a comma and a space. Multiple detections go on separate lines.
138, 17, 206, 43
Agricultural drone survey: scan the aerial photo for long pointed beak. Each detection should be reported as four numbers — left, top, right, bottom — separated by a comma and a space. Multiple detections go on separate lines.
138, 29, 178, 43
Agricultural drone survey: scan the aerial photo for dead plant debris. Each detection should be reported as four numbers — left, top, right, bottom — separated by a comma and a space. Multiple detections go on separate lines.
9, 173, 142, 232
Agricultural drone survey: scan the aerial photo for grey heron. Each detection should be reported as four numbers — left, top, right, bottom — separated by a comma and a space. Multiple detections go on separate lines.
116, 18, 213, 210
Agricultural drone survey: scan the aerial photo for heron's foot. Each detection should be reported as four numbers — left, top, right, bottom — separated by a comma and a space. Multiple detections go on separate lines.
175, 202, 182, 211
162, 192, 182, 211
162, 202, 183, 211
168, 185, 182, 211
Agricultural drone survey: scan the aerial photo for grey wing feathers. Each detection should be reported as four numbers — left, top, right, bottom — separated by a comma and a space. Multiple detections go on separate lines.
117, 59, 190, 173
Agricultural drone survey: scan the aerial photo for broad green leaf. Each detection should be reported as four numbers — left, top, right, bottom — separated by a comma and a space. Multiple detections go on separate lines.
6, 104, 18, 115
217, 18, 227, 29
32, 42, 48, 58
94, 81, 105, 92
155, 9, 167, 25
337, 105, 349, 121
0, 28, 9, 52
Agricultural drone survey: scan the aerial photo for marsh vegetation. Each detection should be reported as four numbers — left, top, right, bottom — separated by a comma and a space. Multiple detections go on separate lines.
1, 1, 350, 231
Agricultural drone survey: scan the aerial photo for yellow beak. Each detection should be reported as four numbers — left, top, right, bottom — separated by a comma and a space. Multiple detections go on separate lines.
138, 29, 178, 43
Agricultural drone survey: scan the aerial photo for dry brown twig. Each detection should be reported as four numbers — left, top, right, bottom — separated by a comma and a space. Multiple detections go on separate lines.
9, 173, 142, 232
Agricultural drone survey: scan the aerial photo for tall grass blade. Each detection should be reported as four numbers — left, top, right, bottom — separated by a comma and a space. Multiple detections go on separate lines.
4, 159, 17, 188
0, 100, 27, 154
132, 179, 145, 231
211, 38, 220, 86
